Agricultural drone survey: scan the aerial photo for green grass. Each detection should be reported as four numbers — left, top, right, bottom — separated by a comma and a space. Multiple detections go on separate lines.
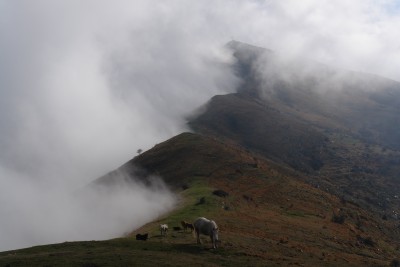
146, 178, 223, 236
285, 210, 306, 217
0, 238, 263, 267
0, 178, 265, 267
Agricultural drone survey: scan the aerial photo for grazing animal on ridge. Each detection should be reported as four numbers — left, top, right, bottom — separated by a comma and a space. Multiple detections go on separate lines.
185, 222, 194, 232
181, 220, 189, 231
160, 224, 168, 236
193, 217, 219, 249
136, 233, 148, 241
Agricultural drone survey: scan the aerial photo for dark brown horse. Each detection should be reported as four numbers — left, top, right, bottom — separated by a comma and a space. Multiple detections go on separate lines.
185, 223, 194, 232
181, 220, 189, 231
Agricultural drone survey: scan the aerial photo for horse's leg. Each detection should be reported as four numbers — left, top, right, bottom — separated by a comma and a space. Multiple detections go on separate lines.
196, 230, 201, 244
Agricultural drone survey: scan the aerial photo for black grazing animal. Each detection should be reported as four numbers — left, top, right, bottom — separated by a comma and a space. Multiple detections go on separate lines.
181, 220, 188, 231
185, 223, 194, 232
136, 233, 149, 241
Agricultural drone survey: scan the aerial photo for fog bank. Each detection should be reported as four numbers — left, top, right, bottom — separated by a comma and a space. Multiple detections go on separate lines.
0, 167, 175, 251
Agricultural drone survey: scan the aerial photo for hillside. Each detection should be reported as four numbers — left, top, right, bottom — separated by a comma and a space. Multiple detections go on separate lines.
226, 40, 400, 152
188, 92, 329, 172
189, 41, 400, 216
127, 133, 400, 266
2, 132, 400, 266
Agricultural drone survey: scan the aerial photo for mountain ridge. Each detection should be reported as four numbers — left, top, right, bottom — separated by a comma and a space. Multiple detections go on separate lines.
2, 41, 400, 266
89, 40, 400, 266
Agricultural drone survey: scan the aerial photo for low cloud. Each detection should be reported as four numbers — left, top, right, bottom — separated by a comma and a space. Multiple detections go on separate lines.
0, 0, 238, 251
0, 167, 175, 251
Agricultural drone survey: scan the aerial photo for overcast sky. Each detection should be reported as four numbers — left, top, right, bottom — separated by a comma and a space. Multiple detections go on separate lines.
1, 0, 400, 251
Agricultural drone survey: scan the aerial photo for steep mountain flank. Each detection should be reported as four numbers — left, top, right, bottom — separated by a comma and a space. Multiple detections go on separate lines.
112, 132, 400, 266
96, 132, 306, 197
226, 40, 400, 150
189, 41, 400, 216
189, 92, 328, 172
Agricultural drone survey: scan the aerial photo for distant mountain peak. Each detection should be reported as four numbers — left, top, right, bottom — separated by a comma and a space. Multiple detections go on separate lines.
226, 40, 273, 54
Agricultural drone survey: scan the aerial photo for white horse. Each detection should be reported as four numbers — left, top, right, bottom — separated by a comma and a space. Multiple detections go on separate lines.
160, 224, 168, 236
193, 217, 219, 249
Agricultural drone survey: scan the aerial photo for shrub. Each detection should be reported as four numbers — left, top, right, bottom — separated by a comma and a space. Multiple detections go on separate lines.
213, 189, 229, 197
357, 235, 375, 247
390, 259, 400, 267
331, 214, 346, 224
181, 184, 189, 190
363, 237, 374, 246
196, 197, 206, 205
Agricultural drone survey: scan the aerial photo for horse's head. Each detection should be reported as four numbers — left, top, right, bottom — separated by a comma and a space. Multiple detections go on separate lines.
213, 227, 219, 241
211, 221, 219, 241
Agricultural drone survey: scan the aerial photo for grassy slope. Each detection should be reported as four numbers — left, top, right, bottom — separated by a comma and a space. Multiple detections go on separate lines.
2, 133, 398, 266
